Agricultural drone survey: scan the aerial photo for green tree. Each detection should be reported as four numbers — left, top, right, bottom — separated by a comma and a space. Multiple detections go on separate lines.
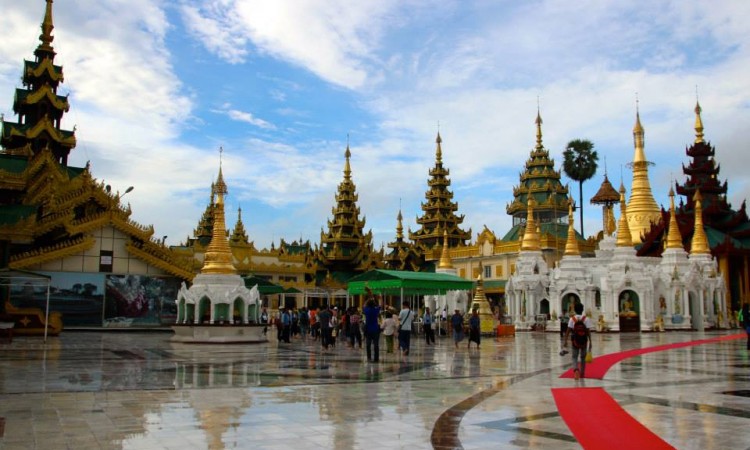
562, 139, 598, 238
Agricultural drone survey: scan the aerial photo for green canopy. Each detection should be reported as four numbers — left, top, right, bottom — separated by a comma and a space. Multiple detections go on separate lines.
242, 276, 284, 294
347, 269, 472, 295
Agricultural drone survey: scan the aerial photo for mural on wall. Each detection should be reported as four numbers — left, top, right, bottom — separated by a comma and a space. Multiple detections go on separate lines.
9, 272, 105, 326
104, 275, 180, 326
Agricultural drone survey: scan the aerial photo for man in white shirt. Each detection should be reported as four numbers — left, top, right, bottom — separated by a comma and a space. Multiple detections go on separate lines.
398, 301, 414, 356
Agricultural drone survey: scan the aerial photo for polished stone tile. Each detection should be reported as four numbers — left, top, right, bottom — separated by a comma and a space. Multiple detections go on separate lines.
0, 330, 749, 449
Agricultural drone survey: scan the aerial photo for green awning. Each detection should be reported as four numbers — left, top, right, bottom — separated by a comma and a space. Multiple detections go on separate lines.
347, 269, 473, 295
242, 275, 284, 294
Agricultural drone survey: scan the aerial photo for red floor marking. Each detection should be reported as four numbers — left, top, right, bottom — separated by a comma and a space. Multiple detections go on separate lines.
560, 333, 745, 379
552, 387, 675, 450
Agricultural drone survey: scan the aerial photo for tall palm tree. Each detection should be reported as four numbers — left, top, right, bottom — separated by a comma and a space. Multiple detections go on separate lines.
562, 139, 598, 238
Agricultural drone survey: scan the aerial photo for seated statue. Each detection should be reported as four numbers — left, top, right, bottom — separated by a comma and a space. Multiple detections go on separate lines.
596, 314, 608, 332
654, 315, 665, 332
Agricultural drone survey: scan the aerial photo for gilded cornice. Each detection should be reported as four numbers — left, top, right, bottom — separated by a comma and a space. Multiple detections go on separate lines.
0, 215, 36, 242
18, 84, 70, 112
9, 235, 95, 269
24, 58, 63, 83
25, 116, 76, 146
0, 169, 27, 190
125, 241, 194, 281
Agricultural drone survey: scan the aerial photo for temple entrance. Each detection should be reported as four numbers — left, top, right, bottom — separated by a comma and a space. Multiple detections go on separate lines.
540, 299, 550, 318
618, 290, 640, 331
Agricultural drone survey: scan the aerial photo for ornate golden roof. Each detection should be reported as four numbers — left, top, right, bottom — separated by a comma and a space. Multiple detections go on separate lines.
410, 132, 471, 252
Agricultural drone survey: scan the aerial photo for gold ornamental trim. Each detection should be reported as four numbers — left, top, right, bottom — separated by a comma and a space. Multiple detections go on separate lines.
125, 241, 194, 281
9, 236, 95, 269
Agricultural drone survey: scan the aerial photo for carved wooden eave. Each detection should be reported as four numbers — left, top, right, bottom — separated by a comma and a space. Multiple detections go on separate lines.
24, 59, 64, 82
125, 241, 194, 281
8, 235, 95, 269
18, 84, 70, 111
0, 215, 36, 243
0, 169, 27, 190
25, 117, 76, 146
240, 261, 315, 274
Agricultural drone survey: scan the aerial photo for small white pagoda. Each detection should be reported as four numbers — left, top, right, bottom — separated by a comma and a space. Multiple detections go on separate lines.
172, 160, 266, 343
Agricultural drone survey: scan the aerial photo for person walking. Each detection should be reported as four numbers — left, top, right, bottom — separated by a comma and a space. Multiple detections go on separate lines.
348, 308, 363, 349
298, 307, 309, 339
317, 305, 333, 350
398, 301, 414, 356
468, 309, 480, 349
451, 309, 464, 349
280, 308, 292, 343
563, 302, 593, 379
363, 299, 381, 362
423, 307, 435, 345
382, 311, 397, 353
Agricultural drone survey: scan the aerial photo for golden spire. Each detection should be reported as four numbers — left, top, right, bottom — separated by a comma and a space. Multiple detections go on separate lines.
201, 151, 237, 274
616, 183, 633, 247
521, 196, 541, 251
435, 132, 443, 164
438, 228, 452, 269
690, 190, 711, 255
694, 100, 704, 144
395, 209, 404, 240
344, 144, 352, 180
38, 0, 55, 54
535, 107, 544, 151
627, 104, 661, 243
564, 201, 580, 256
666, 187, 684, 249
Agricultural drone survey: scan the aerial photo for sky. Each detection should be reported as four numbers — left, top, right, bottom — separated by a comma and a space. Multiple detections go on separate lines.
1, 0, 749, 250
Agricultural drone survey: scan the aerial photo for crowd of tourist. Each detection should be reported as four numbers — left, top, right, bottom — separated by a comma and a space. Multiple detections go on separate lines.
261, 296, 481, 360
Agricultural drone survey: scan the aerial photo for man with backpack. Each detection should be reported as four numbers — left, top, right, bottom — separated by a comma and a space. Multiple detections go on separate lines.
563, 302, 593, 379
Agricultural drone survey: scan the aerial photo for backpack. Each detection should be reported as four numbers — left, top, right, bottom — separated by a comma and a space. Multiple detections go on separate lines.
571, 315, 588, 348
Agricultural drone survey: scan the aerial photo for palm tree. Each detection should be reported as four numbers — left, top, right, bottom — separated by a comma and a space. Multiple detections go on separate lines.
562, 139, 598, 238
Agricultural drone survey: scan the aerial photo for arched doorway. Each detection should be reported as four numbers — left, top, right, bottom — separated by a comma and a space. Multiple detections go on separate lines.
618, 290, 640, 331
561, 292, 580, 318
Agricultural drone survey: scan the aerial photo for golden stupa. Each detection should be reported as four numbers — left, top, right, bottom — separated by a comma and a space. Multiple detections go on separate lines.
626, 108, 661, 244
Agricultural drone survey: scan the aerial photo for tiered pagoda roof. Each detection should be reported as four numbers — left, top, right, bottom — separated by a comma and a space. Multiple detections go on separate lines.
315, 146, 380, 281
639, 102, 750, 258
0, 1, 192, 279
409, 133, 471, 254
385, 210, 424, 271
0, 0, 75, 165
502, 111, 573, 242
229, 206, 251, 246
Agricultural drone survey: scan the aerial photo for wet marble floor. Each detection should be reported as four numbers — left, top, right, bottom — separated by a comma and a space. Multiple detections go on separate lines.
0, 329, 749, 449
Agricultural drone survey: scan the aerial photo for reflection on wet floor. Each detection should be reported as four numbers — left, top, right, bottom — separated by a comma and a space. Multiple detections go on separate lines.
0, 330, 748, 449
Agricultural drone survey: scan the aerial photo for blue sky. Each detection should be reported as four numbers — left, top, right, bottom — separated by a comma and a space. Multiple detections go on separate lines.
1, 0, 749, 250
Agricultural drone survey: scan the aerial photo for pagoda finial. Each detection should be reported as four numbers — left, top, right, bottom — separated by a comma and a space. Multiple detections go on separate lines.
616, 183, 633, 247
666, 187, 684, 249
435, 131, 443, 164
521, 196, 541, 251
690, 189, 711, 255
633, 97, 645, 161
395, 209, 404, 240
438, 228, 452, 269
214, 147, 227, 195
344, 143, 352, 180
694, 98, 705, 144
535, 106, 544, 151
37, 0, 55, 55
564, 200, 580, 256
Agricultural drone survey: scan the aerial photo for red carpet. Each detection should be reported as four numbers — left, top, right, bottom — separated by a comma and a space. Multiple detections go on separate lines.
560, 333, 745, 379
552, 387, 675, 449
